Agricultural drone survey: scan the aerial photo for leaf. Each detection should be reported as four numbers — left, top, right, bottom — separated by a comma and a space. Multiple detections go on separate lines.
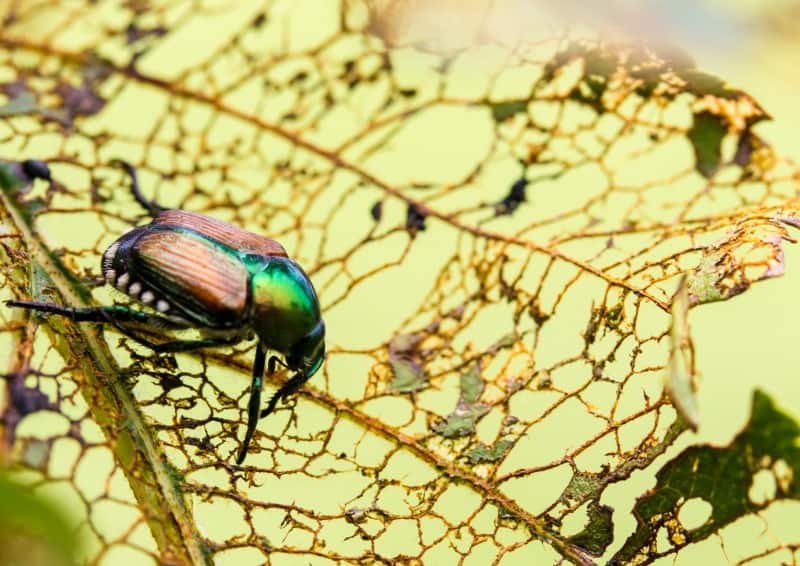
614, 390, 800, 563
665, 276, 699, 430
0, 3, 799, 565
389, 356, 427, 392
566, 501, 613, 556
490, 101, 528, 122
466, 439, 513, 463
389, 331, 428, 392
688, 110, 726, 177
0, 89, 37, 117
686, 216, 797, 304
432, 365, 488, 438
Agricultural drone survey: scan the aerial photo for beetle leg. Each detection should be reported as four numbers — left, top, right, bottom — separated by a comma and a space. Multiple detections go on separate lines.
237, 344, 267, 465
6, 300, 189, 329
78, 320, 243, 354
6, 300, 241, 353
111, 159, 164, 217
259, 371, 311, 420
267, 355, 281, 374
143, 335, 243, 353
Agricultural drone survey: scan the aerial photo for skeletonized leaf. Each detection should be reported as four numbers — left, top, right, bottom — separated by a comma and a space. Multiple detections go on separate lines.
0, 2, 799, 565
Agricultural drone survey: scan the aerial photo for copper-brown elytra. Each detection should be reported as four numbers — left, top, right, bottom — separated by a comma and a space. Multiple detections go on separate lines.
7, 161, 325, 464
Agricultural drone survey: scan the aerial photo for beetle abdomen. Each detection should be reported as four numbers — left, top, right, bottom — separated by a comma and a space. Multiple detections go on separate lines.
103, 227, 249, 327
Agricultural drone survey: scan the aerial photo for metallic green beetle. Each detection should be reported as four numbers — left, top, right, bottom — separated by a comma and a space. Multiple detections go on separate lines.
8, 161, 325, 464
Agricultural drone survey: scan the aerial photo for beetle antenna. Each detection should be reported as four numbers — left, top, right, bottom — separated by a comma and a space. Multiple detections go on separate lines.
111, 159, 164, 218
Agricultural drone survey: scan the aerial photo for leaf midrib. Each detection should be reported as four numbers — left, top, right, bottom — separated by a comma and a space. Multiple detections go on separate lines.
0, 179, 210, 566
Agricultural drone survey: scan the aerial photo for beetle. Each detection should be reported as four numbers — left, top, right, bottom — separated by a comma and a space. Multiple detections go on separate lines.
6, 160, 325, 464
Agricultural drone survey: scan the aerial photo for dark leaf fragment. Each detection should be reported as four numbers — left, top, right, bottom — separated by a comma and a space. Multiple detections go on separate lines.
125, 22, 167, 44
490, 100, 528, 122
466, 439, 512, 464
433, 365, 488, 438
405, 202, 427, 236
370, 201, 383, 221
495, 177, 527, 216
614, 391, 800, 563
389, 332, 428, 393
53, 82, 106, 123
688, 110, 726, 178
566, 501, 614, 556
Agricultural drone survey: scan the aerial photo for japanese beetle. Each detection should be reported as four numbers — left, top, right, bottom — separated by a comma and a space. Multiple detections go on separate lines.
7, 161, 325, 464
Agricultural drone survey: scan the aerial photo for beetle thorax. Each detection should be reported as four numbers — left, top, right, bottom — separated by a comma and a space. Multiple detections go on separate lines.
250, 257, 321, 351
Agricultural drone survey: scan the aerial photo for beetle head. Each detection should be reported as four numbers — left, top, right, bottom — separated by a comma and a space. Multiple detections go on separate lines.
286, 319, 325, 378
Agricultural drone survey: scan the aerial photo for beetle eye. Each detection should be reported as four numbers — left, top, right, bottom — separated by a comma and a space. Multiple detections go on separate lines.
303, 339, 325, 377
